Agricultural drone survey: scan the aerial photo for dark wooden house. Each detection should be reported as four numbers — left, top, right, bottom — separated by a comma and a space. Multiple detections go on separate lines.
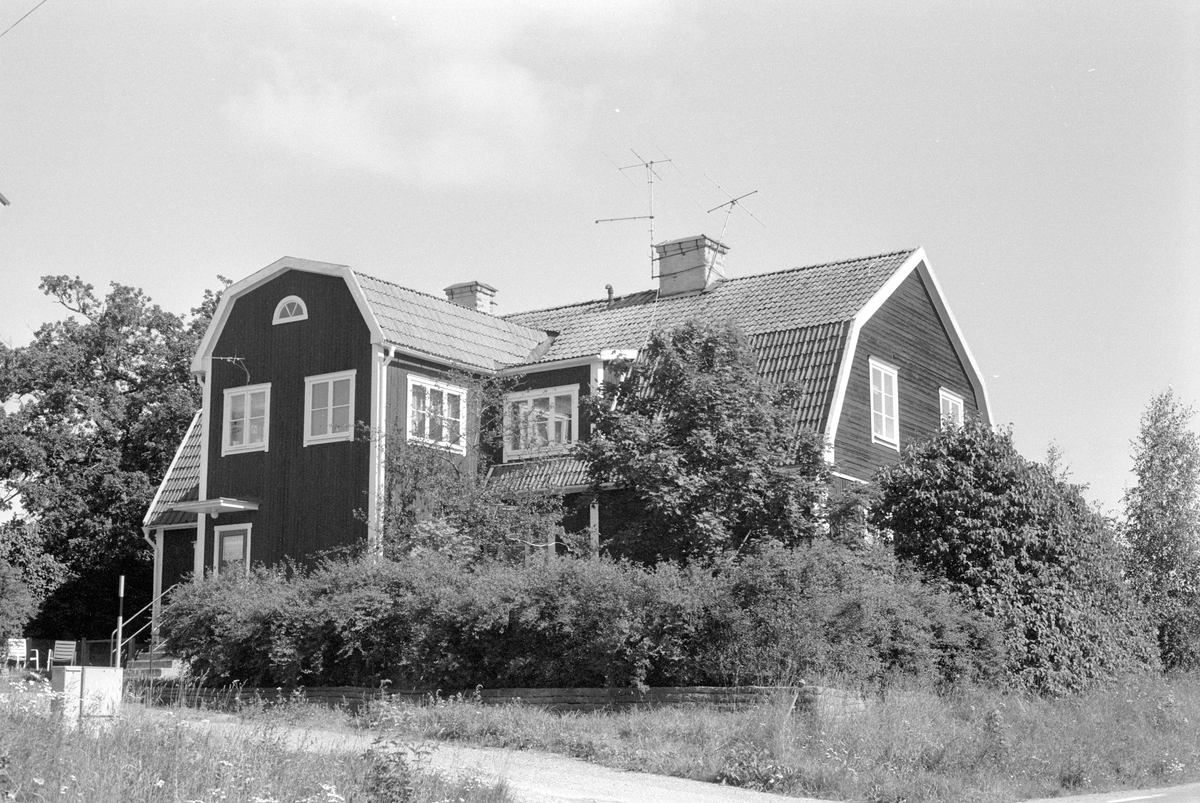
143, 237, 991, 603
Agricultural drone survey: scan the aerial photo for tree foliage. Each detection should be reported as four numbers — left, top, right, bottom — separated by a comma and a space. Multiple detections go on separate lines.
1123, 388, 1200, 670
376, 371, 568, 565
0, 276, 220, 636
872, 419, 1159, 694
0, 560, 37, 639
576, 319, 828, 563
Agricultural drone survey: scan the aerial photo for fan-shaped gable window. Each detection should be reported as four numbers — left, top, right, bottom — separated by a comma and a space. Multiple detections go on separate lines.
273, 296, 308, 325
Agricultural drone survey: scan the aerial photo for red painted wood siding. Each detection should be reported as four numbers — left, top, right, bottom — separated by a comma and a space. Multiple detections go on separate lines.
833, 267, 979, 482
204, 271, 372, 569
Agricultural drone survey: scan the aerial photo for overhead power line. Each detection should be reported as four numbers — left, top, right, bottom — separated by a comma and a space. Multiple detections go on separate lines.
0, 0, 52, 40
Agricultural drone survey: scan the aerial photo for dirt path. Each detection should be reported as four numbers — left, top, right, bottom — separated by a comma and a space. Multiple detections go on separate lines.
153, 709, 834, 803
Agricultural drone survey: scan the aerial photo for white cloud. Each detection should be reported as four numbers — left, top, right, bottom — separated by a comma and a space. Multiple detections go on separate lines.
219, 0, 683, 188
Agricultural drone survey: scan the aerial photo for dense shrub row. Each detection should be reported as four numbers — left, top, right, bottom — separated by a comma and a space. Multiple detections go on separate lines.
160, 542, 1001, 691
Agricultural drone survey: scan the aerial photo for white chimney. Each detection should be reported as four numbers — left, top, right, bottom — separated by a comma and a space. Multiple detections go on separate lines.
444, 281, 497, 314
653, 235, 728, 297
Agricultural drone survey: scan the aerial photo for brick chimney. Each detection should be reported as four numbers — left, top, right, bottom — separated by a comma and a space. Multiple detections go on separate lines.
653, 235, 728, 297
443, 281, 497, 314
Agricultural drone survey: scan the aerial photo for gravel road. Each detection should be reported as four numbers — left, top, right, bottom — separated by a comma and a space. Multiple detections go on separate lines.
160, 709, 834, 803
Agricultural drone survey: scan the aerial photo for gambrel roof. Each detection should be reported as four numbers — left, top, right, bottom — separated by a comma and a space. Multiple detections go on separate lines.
192, 257, 549, 375
355, 273, 547, 371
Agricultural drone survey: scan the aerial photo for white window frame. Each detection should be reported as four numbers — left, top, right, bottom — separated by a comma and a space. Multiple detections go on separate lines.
406, 375, 467, 454
939, 387, 965, 428
213, 523, 252, 576
304, 369, 356, 446
272, 295, 308, 325
504, 384, 580, 460
222, 383, 271, 456
869, 358, 899, 450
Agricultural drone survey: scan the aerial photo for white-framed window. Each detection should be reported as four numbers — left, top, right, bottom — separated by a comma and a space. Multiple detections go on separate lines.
304, 370, 356, 446
213, 524, 251, 576
939, 388, 964, 428
222, 383, 271, 456
869, 358, 899, 450
505, 384, 579, 459
273, 296, 308, 325
407, 376, 466, 453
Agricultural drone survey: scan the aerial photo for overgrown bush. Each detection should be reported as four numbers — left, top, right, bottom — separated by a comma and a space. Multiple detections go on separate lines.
162, 543, 999, 691
873, 419, 1160, 695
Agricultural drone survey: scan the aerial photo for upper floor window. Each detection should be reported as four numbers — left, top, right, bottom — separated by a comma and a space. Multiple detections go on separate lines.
505, 385, 578, 459
214, 524, 251, 576
408, 376, 465, 453
273, 296, 308, 325
305, 370, 355, 446
869, 358, 899, 450
939, 388, 964, 428
222, 383, 270, 456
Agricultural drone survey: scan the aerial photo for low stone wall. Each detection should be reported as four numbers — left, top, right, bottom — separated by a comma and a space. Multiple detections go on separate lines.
131, 681, 868, 717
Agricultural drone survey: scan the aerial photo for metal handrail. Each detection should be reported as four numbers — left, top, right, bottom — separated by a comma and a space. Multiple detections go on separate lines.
111, 582, 179, 667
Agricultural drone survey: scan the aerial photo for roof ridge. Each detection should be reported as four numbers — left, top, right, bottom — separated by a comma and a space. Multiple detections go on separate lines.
503, 289, 658, 320
504, 249, 915, 319
355, 269, 546, 333
724, 248, 917, 283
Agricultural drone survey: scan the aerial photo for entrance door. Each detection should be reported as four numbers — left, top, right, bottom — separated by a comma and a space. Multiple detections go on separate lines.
161, 528, 196, 592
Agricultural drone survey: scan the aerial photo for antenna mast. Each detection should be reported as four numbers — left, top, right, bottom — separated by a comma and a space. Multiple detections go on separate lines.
703, 174, 766, 283
597, 149, 672, 279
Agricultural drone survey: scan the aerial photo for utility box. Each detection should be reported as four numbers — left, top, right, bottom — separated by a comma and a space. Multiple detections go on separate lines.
52, 666, 123, 719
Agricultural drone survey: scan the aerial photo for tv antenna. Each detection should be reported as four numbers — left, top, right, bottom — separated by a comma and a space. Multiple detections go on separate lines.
703, 174, 765, 283
596, 149, 672, 279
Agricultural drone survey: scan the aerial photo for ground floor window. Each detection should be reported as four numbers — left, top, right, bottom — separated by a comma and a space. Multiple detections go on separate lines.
214, 524, 251, 575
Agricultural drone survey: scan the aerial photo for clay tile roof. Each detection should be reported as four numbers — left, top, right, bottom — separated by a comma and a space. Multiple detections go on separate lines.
504, 249, 914, 366
145, 411, 203, 528
487, 456, 591, 493
355, 272, 549, 371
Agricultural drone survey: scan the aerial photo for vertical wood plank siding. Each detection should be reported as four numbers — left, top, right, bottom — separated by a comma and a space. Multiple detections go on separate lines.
834, 267, 979, 481
206, 271, 372, 567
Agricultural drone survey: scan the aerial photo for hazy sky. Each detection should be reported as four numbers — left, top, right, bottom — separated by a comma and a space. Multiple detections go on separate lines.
1, 1, 1196, 513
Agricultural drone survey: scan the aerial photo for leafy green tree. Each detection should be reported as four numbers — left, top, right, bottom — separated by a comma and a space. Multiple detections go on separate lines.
872, 419, 1159, 694
576, 319, 829, 563
0, 276, 221, 637
0, 559, 37, 638
1123, 388, 1200, 670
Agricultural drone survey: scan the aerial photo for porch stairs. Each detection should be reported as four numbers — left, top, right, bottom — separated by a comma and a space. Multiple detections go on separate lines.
125, 646, 182, 680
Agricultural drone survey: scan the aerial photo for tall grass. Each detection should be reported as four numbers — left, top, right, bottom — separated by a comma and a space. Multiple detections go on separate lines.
0, 674, 511, 803
364, 676, 1200, 802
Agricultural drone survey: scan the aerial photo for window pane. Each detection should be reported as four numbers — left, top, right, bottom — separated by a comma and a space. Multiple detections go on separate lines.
554, 395, 573, 443
531, 397, 550, 446
231, 394, 245, 421
410, 385, 426, 438
509, 401, 524, 450
331, 405, 349, 433
446, 393, 461, 444
250, 391, 266, 419
229, 419, 244, 446
312, 381, 329, 410
248, 416, 264, 444
220, 532, 245, 568
332, 379, 350, 407
311, 408, 328, 436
